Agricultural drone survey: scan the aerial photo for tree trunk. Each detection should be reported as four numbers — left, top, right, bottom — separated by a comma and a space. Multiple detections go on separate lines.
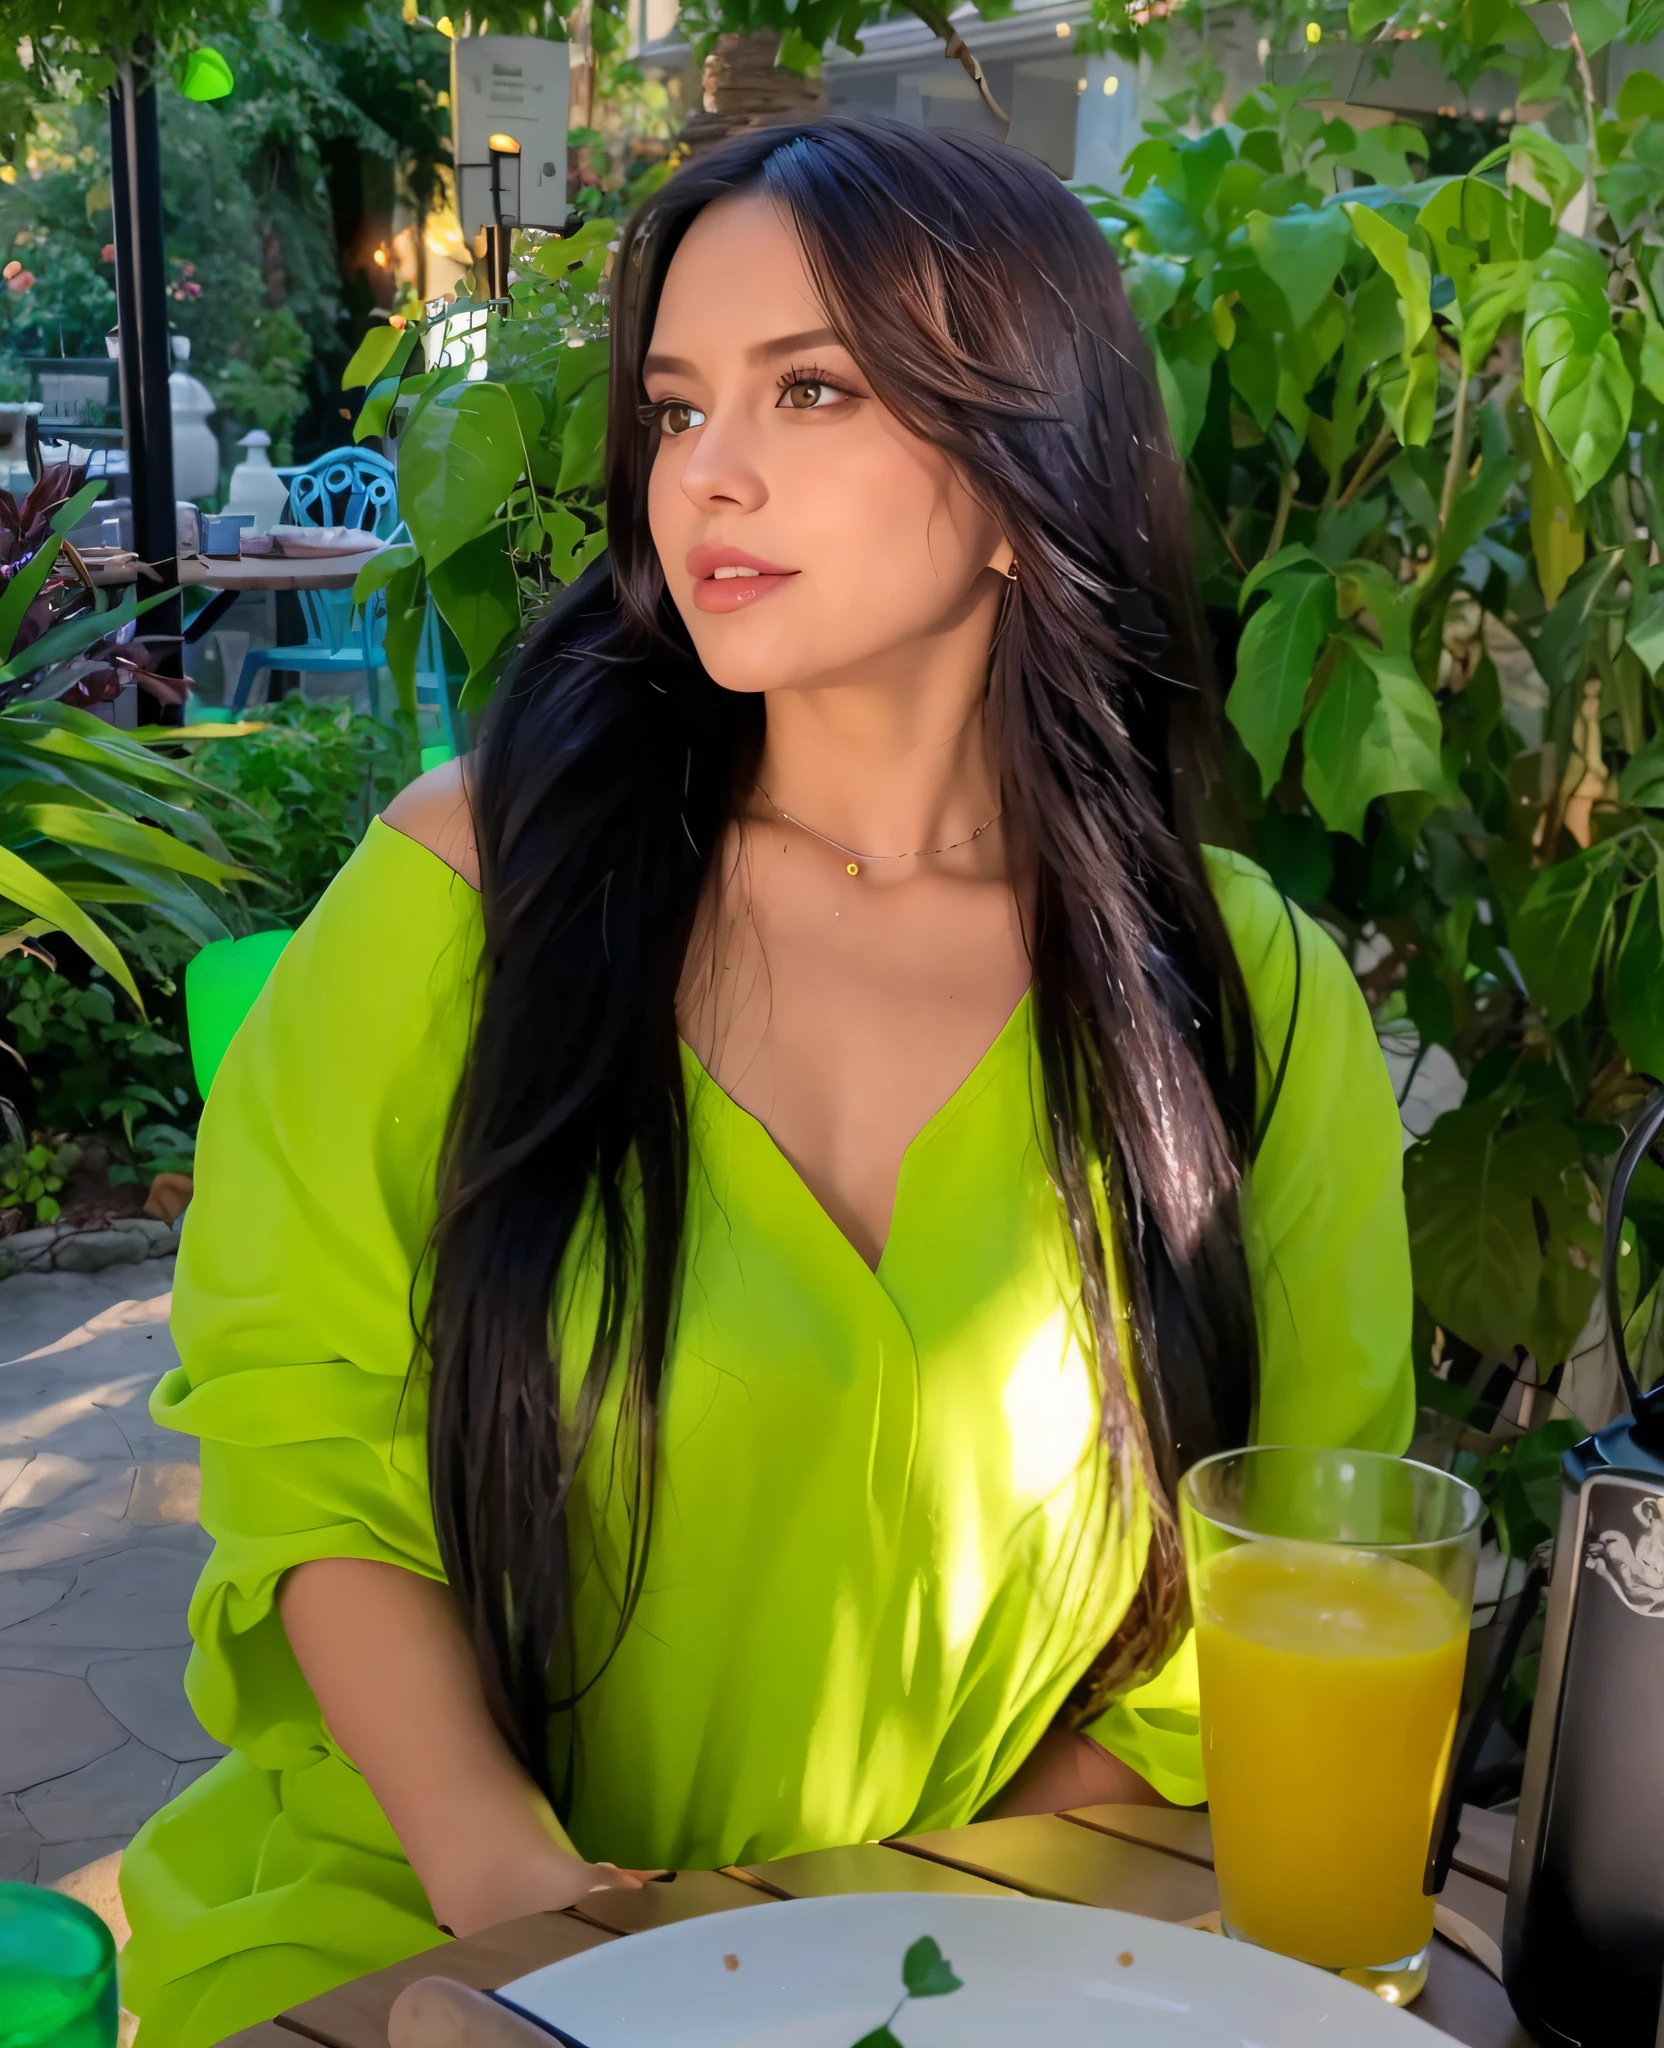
679, 30, 824, 153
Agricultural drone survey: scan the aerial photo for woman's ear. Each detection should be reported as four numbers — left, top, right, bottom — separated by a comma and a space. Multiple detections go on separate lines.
988, 536, 1016, 579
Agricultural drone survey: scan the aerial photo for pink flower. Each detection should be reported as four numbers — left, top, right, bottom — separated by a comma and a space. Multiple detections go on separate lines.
6, 269, 34, 293
100, 243, 115, 262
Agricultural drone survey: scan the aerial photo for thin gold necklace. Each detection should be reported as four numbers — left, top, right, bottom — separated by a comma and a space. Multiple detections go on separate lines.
756, 783, 1002, 878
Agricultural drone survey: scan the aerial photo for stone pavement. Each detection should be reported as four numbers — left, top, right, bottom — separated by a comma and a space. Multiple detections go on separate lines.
0, 1262, 223, 1887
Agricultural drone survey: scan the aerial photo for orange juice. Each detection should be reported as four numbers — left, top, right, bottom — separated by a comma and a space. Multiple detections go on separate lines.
1195, 1538, 1467, 1968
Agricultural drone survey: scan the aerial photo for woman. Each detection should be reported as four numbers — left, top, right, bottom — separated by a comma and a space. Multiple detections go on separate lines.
121, 118, 1412, 2044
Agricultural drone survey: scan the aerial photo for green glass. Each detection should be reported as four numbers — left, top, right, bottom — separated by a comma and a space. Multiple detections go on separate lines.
0, 1884, 118, 2048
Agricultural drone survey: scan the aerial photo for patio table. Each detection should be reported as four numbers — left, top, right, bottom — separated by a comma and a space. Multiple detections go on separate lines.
83, 550, 371, 645
218, 1801, 1531, 2048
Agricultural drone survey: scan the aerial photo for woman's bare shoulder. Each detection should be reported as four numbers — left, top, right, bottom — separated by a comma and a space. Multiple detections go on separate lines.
380, 756, 480, 891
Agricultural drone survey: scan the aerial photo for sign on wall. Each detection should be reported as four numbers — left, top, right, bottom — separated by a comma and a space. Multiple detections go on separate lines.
452, 34, 571, 237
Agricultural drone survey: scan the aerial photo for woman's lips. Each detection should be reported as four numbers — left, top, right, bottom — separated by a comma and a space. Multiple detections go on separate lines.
686, 543, 798, 615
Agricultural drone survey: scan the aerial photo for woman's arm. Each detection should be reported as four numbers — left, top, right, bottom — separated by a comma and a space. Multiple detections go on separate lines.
986, 1725, 1170, 1818
279, 1558, 643, 1935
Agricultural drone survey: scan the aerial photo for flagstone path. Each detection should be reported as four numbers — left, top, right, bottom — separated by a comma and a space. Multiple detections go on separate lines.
0, 1263, 221, 1888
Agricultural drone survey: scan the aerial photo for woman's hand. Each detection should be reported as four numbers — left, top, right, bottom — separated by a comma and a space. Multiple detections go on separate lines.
432, 1850, 657, 1941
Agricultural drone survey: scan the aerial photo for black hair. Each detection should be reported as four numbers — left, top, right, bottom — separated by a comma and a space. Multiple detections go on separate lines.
422, 117, 1260, 1799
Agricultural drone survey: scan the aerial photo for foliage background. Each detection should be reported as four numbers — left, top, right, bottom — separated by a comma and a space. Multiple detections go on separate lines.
0, 1, 453, 461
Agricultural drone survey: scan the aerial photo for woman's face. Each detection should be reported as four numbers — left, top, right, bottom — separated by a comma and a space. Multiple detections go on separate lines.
643, 192, 1011, 698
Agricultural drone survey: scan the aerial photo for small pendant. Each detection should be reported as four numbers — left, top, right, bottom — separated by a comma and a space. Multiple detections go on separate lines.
846, 862, 860, 877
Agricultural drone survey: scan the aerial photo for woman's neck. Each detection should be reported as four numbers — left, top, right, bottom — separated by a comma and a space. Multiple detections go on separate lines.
751, 625, 1003, 863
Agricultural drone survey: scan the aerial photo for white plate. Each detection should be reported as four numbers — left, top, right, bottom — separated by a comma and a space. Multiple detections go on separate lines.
497, 1893, 1460, 2047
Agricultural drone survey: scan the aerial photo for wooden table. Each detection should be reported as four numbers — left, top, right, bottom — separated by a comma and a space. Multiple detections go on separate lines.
224, 1803, 1533, 2048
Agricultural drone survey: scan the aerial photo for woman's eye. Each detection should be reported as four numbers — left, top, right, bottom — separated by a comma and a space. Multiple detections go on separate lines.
660, 401, 706, 435
778, 379, 848, 412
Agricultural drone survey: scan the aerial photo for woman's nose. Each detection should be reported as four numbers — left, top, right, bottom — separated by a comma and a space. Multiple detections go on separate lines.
677, 405, 768, 515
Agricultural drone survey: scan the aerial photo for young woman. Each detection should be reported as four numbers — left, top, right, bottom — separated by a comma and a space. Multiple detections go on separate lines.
121, 119, 1413, 2044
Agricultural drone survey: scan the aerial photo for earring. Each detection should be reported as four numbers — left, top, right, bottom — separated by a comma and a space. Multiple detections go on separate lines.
1003, 562, 1019, 581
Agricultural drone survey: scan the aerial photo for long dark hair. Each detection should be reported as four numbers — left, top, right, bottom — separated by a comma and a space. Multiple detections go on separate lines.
423, 118, 1261, 1803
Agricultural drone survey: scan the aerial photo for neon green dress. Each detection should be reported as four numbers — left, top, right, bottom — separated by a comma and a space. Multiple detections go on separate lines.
120, 820, 1413, 2046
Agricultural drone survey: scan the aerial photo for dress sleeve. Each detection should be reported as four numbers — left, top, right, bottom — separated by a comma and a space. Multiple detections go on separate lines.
152, 819, 483, 1773
1081, 847, 1415, 1803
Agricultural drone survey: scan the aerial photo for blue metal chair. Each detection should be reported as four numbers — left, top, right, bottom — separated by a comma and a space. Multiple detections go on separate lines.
230, 448, 399, 714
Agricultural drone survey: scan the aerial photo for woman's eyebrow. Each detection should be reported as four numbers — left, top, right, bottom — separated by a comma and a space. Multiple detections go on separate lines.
641, 327, 843, 382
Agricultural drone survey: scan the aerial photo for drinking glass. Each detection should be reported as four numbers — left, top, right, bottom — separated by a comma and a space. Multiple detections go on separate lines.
0, 1882, 118, 2048
1180, 1445, 1480, 2002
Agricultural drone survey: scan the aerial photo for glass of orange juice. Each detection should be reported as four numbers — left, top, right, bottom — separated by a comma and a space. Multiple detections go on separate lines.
1180, 1445, 1480, 2002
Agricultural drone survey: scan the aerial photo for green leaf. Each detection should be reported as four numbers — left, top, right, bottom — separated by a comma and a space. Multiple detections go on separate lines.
0, 844, 140, 1009
1236, 544, 1329, 613
0, 588, 171, 687
1345, 203, 1432, 352
1245, 207, 1356, 330
1523, 239, 1635, 497
1378, 348, 1439, 449
556, 375, 610, 497
1437, 450, 1523, 577
1568, 0, 1626, 53
1609, 877, 1664, 1080
1406, 1103, 1601, 1364
1625, 592, 1664, 680
342, 323, 409, 393
1506, 129, 1584, 223
1509, 843, 1623, 1020
1226, 571, 1336, 796
848, 2032, 904, 2048
0, 533, 65, 665
1156, 324, 1216, 458
399, 382, 527, 571
1617, 68, 1664, 121
775, 24, 822, 74
179, 46, 235, 100
1301, 638, 1447, 839
1619, 731, 1664, 805
49, 479, 105, 538
1455, 259, 1531, 376
18, 805, 247, 889
353, 543, 419, 605
1527, 412, 1586, 609
382, 561, 427, 724
427, 530, 520, 699
901, 1936, 964, 1999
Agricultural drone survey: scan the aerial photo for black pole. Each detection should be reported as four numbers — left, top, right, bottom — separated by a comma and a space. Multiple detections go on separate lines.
108, 47, 182, 725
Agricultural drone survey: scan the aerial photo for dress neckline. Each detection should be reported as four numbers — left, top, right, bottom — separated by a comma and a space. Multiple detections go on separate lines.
677, 988, 1035, 1279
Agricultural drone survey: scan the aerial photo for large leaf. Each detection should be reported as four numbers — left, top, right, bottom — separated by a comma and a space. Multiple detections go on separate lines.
17, 804, 249, 889
0, 589, 171, 687
1625, 591, 1664, 679
1508, 842, 1623, 1020
1226, 569, 1336, 795
0, 843, 141, 1008
1454, 259, 1531, 376
1245, 207, 1356, 329
427, 530, 521, 700
1345, 203, 1432, 351
556, 375, 610, 497
0, 533, 65, 665
382, 561, 428, 725
342, 323, 411, 391
1406, 1103, 1601, 1365
1609, 876, 1664, 1081
1526, 413, 1586, 608
398, 382, 528, 572
1523, 239, 1635, 498
1301, 638, 1448, 839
